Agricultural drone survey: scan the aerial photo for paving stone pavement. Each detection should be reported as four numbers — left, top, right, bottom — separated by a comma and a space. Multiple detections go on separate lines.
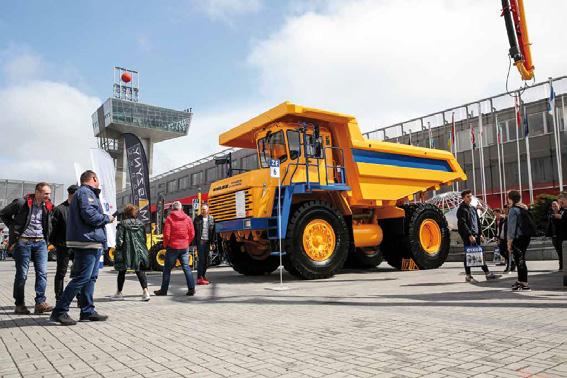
0, 259, 566, 378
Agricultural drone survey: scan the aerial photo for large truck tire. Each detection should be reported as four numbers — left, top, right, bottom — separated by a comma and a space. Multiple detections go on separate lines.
149, 243, 166, 272
285, 201, 349, 280
344, 247, 383, 269
381, 238, 409, 270
381, 204, 417, 269
225, 237, 279, 276
406, 203, 450, 269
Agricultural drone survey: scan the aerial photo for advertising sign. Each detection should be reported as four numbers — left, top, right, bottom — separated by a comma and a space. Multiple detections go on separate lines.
124, 133, 151, 224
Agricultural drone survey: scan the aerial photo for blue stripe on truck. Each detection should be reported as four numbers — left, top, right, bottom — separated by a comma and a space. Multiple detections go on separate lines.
352, 149, 453, 172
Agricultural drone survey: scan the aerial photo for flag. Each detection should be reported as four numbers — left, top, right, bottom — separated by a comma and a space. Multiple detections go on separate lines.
124, 133, 152, 224
470, 122, 476, 149
451, 114, 456, 146
514, 95, 522, 129
497, 123, 501, 145
547, 82, 556, 115
90, 148, 117, 248
523, 105, 529, 137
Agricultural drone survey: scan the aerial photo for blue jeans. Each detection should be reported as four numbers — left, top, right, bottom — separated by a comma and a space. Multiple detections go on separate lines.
53, 248, 102, 316
13, 239, 48, 306
160, 248, 195, 293
197, 240, 210, 278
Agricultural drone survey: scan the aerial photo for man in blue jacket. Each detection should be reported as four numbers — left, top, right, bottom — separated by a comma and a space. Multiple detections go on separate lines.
51, 170, 114, 325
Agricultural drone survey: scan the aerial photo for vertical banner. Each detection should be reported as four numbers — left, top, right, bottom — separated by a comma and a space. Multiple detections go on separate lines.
89, 148, 117, 248
73, 163, 85, 185
124, 133, 151, 224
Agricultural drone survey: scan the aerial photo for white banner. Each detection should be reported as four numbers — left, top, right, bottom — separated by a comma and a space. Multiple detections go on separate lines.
73, 162, 84, 185
89, 148, 117, 248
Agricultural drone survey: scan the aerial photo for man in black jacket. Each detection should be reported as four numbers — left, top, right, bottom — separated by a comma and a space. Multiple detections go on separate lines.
0, 182, 54, 314
50, 185, 79, 301
457, 189, 496, 283
194, 203, 215, 285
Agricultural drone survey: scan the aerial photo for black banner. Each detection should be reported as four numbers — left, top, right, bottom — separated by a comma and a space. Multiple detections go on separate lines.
124, 133, 151, 224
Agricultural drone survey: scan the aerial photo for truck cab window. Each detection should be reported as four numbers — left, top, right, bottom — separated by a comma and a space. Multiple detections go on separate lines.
306, 134, 324, 158
258, 131, 287, 168
287, 130, 301, 160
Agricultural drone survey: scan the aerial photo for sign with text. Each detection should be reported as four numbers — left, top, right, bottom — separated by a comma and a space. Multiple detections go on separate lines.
465, 245, 485, 267
124, 133, 151, 224
270, 159, 280, 178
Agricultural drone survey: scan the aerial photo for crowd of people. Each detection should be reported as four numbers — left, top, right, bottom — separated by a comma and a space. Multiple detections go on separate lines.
0, 170, 565, 325
0, 170, 215, 326
457, 189, 567, 291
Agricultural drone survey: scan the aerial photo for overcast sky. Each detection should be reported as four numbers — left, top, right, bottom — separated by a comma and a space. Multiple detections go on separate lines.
0, 0, 566, 187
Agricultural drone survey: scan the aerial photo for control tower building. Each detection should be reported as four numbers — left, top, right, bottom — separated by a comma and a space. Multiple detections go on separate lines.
92, 67, 192, 189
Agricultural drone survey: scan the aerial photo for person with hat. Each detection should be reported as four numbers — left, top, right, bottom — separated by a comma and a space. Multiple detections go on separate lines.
50, 184, 79, 301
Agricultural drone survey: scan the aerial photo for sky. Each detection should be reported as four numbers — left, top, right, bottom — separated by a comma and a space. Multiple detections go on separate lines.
0, 0, 566, 187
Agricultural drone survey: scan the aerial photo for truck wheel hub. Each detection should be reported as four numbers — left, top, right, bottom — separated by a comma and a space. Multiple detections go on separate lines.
303, 219, 336, 261
419, 219, 441, 255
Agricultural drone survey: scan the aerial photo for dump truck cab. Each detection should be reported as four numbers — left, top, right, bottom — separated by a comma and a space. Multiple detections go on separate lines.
209, 102, 466, 279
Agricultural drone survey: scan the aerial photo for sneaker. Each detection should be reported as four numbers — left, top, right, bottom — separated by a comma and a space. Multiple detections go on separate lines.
485, 272, 497, 280
79, 311, 108, 322
512, 282, 531, 291
203, 277, 211, 284
34, 302, 53, 314
142, 291, 150, 301
50, 312, 77, 326
186, 288, 195, 296
14, 305, 31, 315
110, 293, 124, 301
465, 275, 478, 283
197, 277, 209, 286
153, 290, 167, 296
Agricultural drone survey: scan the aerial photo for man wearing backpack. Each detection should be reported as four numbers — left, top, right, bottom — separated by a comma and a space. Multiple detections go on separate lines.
506, 190, 536, 291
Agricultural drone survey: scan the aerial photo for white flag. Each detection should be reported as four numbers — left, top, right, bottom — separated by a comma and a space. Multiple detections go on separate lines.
89, 148, 117, 248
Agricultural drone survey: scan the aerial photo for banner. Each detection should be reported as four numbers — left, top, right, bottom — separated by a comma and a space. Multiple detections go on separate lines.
124, 133, 151, 224
89, 148, 117, 248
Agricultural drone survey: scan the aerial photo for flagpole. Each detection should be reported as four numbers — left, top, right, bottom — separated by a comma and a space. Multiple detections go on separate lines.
454, 112, 459, 192
549, 77, 563, 192
500, 122, 507, 205
428, 121, 436, 196
478, 102, 487, 203
514, 92, 523, 196
494, 109, 504, 209
469, 112, 477, 196
524, 104, 534, 204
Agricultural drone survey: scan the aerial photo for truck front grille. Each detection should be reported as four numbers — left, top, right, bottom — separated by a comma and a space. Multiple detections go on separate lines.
208, 189, 252, 221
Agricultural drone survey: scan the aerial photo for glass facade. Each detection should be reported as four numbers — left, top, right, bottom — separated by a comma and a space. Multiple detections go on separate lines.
96, 98, 191, 136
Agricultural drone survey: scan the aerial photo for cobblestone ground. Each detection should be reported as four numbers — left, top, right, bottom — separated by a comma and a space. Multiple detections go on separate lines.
0, 259, 566, 378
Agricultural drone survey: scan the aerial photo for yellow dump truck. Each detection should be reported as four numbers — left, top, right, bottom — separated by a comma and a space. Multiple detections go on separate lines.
208, 102, 466, 279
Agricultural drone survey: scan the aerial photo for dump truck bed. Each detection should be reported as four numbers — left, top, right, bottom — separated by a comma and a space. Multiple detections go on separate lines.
219, 102, 466, 206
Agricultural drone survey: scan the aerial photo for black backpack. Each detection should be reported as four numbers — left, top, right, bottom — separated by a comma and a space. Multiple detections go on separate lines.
514, 206, 537, 237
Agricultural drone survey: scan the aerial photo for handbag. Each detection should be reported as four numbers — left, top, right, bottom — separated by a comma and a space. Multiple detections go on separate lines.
465, 244, 485, 267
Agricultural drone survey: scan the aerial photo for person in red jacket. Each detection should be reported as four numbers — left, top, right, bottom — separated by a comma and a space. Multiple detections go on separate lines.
154, 201, 196, 296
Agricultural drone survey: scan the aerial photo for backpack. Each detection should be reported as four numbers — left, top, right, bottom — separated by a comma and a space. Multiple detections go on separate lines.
514, 206, 537, 238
